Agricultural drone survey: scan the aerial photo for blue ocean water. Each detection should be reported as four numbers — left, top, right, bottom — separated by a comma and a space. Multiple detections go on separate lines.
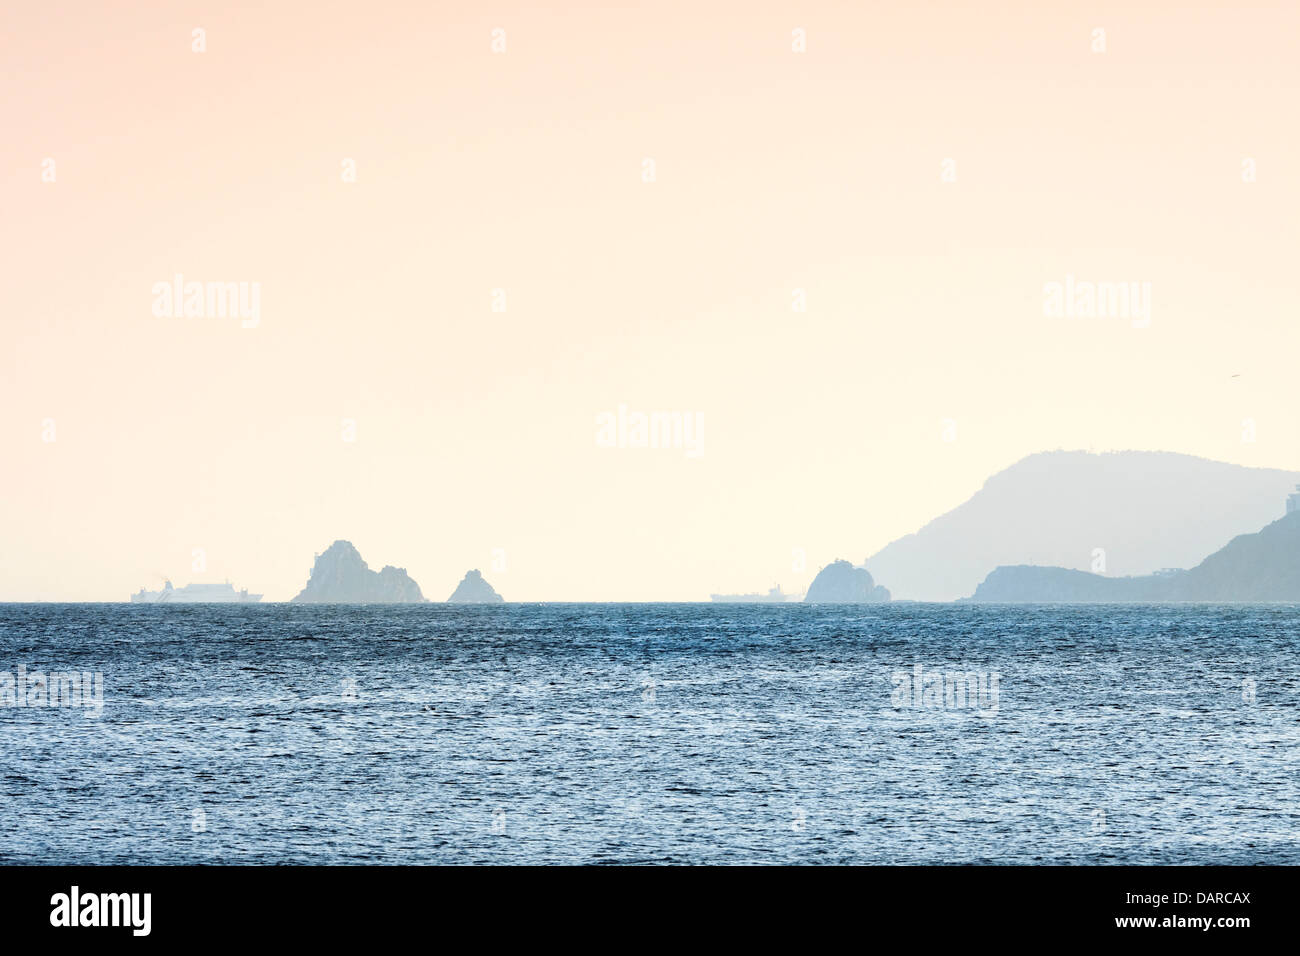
1, 603, 1296, 864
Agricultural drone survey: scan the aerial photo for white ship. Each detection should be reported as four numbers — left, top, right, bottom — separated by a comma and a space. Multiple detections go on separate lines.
130, 580, 262, 603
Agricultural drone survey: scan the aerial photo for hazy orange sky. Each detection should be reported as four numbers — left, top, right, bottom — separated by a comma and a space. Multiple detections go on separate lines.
2, 1, 1298, 600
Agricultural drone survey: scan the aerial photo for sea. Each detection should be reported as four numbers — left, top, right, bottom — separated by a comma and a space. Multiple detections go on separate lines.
1, 603, 1296, 865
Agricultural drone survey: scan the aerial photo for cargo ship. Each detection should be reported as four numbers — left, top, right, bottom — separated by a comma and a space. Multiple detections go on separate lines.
709, 585, 799, 603
130, 580, 263, 603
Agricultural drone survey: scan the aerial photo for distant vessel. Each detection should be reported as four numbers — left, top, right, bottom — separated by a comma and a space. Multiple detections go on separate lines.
710, 585, 798, 603
130, 580, 262, 603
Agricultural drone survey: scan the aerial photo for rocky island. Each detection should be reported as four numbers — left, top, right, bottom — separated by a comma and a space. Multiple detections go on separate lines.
291, 540, 426, 603
804, 560, 890, 603
447, 569, 504, 603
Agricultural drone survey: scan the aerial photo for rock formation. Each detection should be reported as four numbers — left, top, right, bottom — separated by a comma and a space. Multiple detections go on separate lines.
804, 560, 890, 603
291, 540, 426, 603
447, 569, 504, 603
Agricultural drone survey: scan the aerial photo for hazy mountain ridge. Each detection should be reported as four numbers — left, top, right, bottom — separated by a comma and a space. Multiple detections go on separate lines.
865, 451, 1300, 601
969, 510, 1300, 602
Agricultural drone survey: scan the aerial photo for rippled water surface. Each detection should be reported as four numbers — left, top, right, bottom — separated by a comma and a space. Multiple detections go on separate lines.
1, 603, 1297, 864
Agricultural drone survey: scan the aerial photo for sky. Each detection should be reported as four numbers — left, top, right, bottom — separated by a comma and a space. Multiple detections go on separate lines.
2, 0, 1298, 600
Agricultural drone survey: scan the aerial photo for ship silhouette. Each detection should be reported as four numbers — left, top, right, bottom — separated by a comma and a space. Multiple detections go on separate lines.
709, 584, 798, 603
130, 580, 262, 603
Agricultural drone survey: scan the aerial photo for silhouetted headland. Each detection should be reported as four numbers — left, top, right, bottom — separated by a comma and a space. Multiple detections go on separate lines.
866, 450, 1300, 601
968, 509, 1300, 602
